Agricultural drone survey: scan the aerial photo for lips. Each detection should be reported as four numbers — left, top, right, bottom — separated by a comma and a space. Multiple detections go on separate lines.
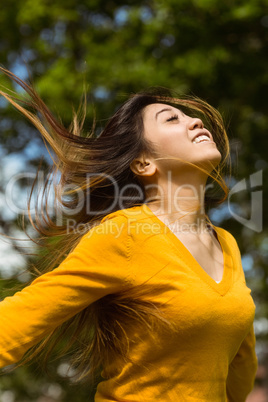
192, 130, 213, 144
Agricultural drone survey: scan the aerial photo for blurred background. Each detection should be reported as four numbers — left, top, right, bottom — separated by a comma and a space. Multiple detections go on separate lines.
0, 0, 267, 401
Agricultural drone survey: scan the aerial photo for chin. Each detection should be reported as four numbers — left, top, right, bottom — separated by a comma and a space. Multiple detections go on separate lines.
207, 147, 221, 163
196, 151, 222, 173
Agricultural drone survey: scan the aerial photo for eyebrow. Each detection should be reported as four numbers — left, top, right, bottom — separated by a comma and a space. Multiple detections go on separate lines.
155, 107, 173, 120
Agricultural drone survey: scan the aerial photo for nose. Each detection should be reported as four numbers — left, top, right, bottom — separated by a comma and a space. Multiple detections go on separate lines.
189, 117, 204, 130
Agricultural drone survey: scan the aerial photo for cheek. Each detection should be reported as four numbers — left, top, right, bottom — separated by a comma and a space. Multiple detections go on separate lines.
156, 130, 187, 148
160, 137, 191, 155
144, 127, 189, 156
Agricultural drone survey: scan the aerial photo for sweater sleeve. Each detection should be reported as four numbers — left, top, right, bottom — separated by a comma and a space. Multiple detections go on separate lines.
226, 323, 258, 402
0, 217, 130, 368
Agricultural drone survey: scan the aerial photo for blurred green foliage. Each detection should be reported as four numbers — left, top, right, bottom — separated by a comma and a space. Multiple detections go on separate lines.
0, 0, 267, 400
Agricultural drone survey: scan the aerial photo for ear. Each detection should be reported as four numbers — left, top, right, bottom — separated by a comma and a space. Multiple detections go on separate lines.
130, 155, 157, 177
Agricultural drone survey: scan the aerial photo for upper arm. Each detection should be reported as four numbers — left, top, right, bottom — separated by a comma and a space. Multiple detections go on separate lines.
226, 324, 258, 402
0, 216, 131, 368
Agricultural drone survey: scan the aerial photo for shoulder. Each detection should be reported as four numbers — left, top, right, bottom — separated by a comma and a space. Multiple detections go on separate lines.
64, 214, 131, 267
213, 225, 241, 255
76, 204, 166, 254
99, 204, 158, 239
76, 205, 147, 249
213, 226, 237, 242
76, 216, 129, 255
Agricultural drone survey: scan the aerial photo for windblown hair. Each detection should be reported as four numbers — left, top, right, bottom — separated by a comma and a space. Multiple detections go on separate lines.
0, 67, 230, 382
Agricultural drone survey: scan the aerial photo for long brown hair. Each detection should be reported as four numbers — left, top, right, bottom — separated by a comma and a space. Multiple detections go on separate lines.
0, 67, 230, 382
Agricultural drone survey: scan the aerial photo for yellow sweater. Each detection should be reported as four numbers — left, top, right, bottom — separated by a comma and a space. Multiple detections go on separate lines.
0, 204, 258, 401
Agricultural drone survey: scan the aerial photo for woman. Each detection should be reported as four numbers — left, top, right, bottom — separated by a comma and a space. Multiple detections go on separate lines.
0, 67, 257, 401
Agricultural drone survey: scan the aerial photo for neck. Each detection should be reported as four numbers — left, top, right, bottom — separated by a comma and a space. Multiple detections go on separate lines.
144, 170, 210, 232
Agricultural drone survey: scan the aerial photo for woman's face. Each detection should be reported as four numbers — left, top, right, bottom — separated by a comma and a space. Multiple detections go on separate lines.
142, 103, 222, 173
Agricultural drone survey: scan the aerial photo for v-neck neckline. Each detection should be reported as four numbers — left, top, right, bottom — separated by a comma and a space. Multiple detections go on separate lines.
141, 204, 233, 296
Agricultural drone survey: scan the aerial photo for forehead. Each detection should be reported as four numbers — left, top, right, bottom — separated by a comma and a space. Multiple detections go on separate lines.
143, 103, 182, 120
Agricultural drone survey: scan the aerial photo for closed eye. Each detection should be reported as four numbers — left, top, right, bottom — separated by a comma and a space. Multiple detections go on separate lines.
166, 114, 179, 122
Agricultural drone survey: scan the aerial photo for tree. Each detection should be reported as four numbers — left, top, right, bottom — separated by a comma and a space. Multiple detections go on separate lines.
0, 0, 267, 399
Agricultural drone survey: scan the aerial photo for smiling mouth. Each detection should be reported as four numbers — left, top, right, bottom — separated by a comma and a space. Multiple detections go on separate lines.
193, 134, 212, 144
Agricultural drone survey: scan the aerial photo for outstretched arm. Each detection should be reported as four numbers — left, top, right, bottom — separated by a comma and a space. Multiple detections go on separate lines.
0, 217, 130, 368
